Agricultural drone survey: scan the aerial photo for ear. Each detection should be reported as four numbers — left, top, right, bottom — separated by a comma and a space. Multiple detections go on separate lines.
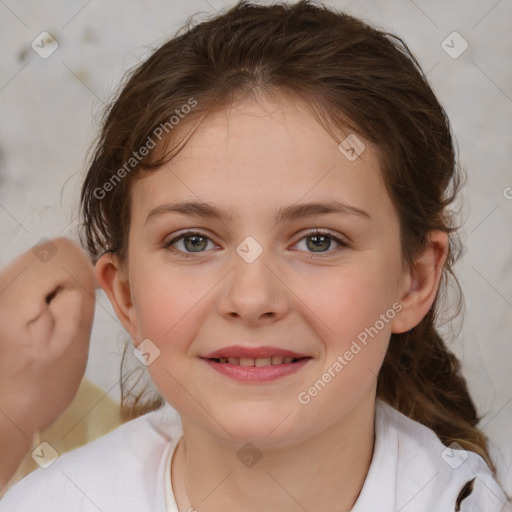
391, 231, 449, 334
95, 252, 138, 338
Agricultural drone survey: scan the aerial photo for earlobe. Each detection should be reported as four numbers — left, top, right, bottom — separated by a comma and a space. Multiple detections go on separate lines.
95, 252, 138, 337
391, 231, 449, 334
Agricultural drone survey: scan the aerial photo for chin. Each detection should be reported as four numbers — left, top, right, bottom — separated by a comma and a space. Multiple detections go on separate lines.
208, 404, 305, 447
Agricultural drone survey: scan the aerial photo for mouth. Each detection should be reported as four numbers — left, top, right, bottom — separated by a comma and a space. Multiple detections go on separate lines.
200, 345, 312, 382
202, 356, 312, 382
206, 356, 310, 366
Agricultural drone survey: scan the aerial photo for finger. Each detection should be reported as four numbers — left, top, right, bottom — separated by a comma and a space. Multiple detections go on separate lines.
46, 288, 95, 358
26, 302, 56, 352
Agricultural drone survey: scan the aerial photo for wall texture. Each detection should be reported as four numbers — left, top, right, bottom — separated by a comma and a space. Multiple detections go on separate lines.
1, 0, 511, 494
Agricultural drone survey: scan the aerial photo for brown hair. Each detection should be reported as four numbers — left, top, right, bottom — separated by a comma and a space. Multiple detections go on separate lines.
80, 0, 493, 468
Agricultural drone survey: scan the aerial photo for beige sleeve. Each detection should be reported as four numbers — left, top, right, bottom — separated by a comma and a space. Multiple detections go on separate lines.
3, 378, 123, 493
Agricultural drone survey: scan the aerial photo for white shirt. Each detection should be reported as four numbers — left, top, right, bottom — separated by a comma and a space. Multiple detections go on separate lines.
0, 399, 509, 512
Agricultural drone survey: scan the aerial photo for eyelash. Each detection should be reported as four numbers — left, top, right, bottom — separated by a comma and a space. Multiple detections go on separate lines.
162, 229, 349, 258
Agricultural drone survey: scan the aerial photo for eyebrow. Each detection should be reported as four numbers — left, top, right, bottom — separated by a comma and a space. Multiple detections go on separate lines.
145, 200, 372, 225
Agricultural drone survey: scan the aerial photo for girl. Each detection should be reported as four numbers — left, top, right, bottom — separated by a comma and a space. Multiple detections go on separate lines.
1, 1, 509, 510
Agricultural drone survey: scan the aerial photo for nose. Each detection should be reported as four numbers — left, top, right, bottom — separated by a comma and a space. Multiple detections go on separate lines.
217, 244, 290, 326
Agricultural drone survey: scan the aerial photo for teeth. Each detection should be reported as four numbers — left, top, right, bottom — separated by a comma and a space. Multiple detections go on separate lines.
216, 356, 298, 366
255, 357, 272, 367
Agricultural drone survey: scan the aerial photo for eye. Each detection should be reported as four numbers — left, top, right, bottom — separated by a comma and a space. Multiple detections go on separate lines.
292, 229, 349, 255
163, 231, 217, 257
163, 229, 349, 258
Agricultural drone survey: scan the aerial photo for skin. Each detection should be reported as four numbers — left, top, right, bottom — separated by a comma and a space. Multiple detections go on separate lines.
0, 237, 96, 491
97, 94, 448, 512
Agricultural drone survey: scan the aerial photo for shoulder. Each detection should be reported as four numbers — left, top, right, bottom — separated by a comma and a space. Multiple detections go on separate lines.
375, 400, 510, 511
0, 404, 182, 512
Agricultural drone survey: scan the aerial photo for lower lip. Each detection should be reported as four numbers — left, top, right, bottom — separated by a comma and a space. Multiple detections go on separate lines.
202, 358, 311, 382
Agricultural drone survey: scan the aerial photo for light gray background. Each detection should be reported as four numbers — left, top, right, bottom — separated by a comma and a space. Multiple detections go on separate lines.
1, 0, 511, 494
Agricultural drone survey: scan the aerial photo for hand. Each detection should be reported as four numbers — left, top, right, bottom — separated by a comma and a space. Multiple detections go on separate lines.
0, 237, 96, 488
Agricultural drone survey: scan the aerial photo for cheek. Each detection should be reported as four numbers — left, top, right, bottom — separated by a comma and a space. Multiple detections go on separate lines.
301, 264, 398, 339
293, 268, 396, 421
294, 258, 401, 395
130, 262, 210, 344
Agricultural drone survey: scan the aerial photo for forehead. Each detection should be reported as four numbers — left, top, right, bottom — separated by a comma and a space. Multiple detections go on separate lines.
130, 95, 395, 227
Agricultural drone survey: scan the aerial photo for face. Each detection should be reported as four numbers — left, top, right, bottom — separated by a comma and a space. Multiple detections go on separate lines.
108, 95, 411, 446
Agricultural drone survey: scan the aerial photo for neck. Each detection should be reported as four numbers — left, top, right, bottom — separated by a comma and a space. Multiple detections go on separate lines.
172, 393, 377, 512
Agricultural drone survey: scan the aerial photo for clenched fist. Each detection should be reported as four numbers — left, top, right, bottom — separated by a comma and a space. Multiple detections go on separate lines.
0, 237, 96, 489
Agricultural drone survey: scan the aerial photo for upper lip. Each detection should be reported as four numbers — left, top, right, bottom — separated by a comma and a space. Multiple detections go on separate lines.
202, 345, 310, 359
